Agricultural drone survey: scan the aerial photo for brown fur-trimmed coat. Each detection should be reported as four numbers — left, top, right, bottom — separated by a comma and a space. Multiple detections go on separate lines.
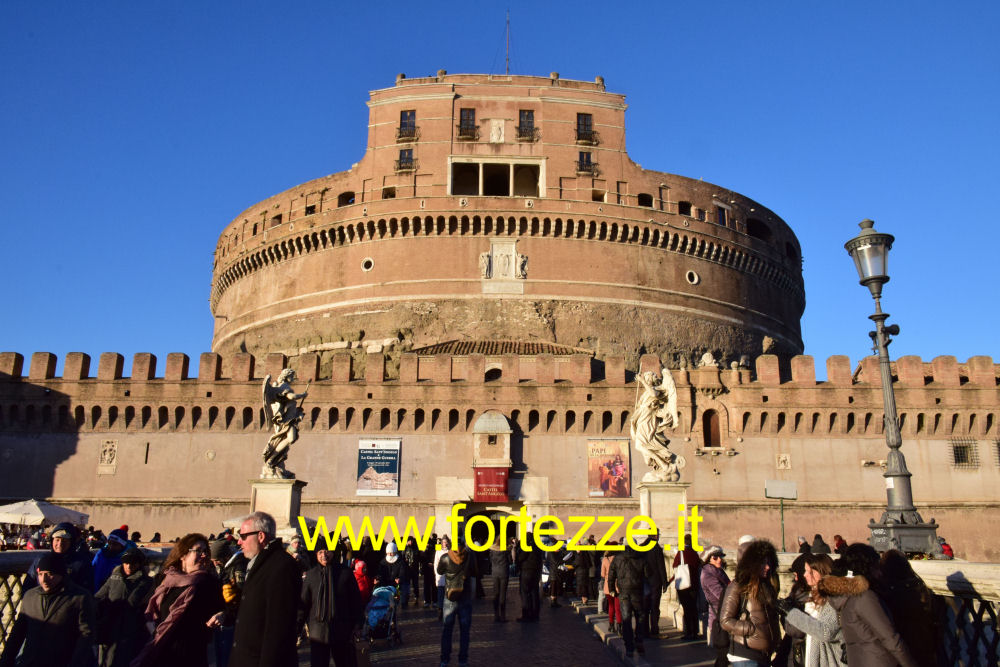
818, 574, 919, 667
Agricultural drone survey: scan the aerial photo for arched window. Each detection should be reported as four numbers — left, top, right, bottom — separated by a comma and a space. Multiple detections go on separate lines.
485, 368, 502, 382
337, 191, 355, 207
702, 410, 721, 447
637, 193, 653, 207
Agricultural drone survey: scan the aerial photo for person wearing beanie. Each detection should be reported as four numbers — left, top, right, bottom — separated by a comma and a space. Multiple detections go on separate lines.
797, 536, 812, 555
94, 547, 154, 667
25, 522, 94, 593
376, 541, 406, 591
0, 552, 97, 667
93, 527, 130, 591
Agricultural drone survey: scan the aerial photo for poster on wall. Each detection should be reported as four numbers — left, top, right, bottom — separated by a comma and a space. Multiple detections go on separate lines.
356, 439, 401, 496
587, 439, 631, 498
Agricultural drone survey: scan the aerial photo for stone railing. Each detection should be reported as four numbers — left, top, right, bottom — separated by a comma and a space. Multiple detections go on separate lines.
0, 549, 167, 654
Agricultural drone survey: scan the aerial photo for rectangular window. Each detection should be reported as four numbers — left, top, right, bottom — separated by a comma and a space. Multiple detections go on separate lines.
518, 110, 535, 140
382, 187, 396, 199
577, 151, 594, 173
396, 148, 414, 171
696, 208, 706, 221
304, 204, 317, 216
951, 437, 980, 468
398, 109, 417, 140
577, 113, 595, 143
458, 108, 477, 139
716, 205, 727, 226
677, 201, 692, 217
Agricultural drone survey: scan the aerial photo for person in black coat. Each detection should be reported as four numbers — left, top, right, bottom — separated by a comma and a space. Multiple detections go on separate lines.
299, 547, 363, 667
488, 542, 511, 621
25, 522, 94, 593
515, 533, 543, 622
609, 543, 654, 659
95, 548, 154, 667
229, 512, 302, 667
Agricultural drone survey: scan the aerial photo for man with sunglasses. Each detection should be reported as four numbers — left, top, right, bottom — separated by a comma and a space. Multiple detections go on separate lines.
229, 512, 302, 667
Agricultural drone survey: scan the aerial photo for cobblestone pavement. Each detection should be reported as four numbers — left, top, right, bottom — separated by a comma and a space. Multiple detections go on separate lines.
286, 578, 720, 666
355, 580, 620, 667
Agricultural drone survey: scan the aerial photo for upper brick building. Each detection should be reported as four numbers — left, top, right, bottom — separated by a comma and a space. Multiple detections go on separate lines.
210, 72, 804, 373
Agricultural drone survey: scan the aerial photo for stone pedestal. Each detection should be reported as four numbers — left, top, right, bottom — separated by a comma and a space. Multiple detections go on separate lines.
638, 480, 691, 634
249, 478, 307, 538
638, 480, 691, 545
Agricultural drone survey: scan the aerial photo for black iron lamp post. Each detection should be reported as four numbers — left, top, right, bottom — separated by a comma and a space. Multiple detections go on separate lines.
844, 219, 943, 556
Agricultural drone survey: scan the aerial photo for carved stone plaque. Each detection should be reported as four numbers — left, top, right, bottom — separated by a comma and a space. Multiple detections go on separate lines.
98, 439, 118, 475
489, 119, 504, 143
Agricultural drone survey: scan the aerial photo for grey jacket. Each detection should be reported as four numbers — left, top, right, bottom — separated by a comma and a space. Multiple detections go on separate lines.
786, 601, 847, 667
819, 574, 918, 667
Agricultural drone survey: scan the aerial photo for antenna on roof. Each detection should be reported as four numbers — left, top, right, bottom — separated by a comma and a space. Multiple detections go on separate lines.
505, 9, 510, 76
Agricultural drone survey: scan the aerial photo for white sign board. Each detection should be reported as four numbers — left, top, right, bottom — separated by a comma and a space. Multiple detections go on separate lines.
764, 479, 797, 500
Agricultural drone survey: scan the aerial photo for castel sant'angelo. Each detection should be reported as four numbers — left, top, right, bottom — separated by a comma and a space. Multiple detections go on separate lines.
2, 73, 998, 559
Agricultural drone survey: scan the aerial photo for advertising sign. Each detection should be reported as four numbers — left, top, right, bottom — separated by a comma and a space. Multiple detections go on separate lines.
587, 439, 631, 498
356, 439, 401, 496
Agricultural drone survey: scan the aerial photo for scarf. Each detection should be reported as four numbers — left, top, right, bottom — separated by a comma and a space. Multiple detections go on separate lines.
317, 566, 334, 623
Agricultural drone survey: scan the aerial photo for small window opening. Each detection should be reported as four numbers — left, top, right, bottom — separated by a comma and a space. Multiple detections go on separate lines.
270, 214, 282, 227
592, 190, 605, 202
715, 206, 727, 226
337, 191, 355, 207
637, 193, 653, 207
304, 204, 317, 216
382, 187, 396, 199
678, 201, 692, 216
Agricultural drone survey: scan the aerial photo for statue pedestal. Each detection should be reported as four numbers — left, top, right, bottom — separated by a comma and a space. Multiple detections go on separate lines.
249, 478, 307, 539
638, 480, 691, 634
638, 480, 690, 543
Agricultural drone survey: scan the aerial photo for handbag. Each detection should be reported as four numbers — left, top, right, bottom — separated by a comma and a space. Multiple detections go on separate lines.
710, 590, 730, 649
446, 581, 464, 601
674, 550, 691, 591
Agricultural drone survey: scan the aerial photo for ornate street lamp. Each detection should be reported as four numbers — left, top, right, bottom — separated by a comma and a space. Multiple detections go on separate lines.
845, 219, 943, 556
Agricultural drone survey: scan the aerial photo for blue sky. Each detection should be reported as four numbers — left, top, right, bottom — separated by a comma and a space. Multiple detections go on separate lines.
2, 2, 998, 378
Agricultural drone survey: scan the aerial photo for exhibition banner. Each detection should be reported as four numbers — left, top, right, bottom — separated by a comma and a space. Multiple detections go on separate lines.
356, 439, 401, 496
587, 439, 631, 498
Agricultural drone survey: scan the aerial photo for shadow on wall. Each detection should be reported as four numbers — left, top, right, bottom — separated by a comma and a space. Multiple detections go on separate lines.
0, 354, 80, 502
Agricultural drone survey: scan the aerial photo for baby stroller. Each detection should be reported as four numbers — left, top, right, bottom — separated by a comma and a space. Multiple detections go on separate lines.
362, 585, 402, 647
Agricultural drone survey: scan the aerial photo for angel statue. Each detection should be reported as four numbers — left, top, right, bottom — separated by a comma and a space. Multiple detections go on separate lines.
261, 368, 309, 479
630, 367, 686, 482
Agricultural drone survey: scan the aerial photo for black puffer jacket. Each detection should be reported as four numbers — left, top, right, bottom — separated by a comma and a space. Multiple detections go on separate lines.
607, 545, 651, 595
819, 574, 918, 667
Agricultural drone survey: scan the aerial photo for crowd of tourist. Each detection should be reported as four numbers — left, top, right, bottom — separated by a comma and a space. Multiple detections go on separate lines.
0, 518, 950, 667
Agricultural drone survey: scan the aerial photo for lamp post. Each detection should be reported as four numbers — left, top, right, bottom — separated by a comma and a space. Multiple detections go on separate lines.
844, 219, 943, 556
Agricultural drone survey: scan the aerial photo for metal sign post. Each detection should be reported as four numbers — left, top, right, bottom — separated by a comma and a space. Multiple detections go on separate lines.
765, 480, 797, 552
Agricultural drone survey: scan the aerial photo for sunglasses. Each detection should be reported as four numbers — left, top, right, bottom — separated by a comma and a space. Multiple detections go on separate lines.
238, 530, 262, 541
188, 547, 208, 557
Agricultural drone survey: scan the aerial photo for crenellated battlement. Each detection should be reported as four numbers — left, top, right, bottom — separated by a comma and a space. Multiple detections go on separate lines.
2, 351, 997, 387
1, 351, 997, 441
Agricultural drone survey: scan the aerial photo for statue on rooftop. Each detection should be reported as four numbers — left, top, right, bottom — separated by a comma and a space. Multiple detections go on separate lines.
630, 367, 685, 482
261, 368, 308, 479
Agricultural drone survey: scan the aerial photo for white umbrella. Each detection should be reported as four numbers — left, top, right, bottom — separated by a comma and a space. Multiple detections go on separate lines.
0, 499, 89, 527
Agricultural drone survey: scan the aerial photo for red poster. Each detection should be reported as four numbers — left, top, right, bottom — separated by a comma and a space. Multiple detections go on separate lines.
473, 467, 509, 501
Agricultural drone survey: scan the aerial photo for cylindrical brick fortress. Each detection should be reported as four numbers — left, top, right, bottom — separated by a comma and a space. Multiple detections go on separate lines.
210, 73, 804, 371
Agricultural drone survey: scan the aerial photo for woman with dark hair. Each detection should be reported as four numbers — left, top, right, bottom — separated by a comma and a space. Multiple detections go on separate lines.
817, 544, 917, 667
720, 539, 780, 667
879, 549, 939, 667
779, 553, 846, 667
130, 533, 224, 667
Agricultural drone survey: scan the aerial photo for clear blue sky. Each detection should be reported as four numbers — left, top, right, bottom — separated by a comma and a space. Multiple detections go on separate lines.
3, 2, 998, 378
